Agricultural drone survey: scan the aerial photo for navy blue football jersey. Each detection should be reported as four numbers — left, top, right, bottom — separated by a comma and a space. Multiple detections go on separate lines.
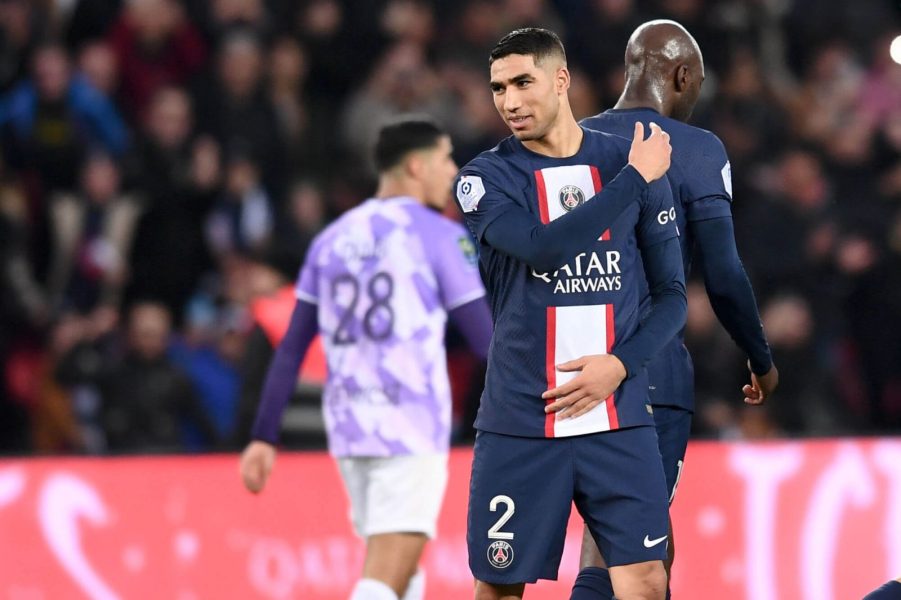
455, 127, 678, 438
582, 108, 733, 287
582, 109, 735, 413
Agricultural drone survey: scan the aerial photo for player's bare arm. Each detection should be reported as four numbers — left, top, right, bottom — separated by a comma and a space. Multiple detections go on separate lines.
240, 440, 276, 494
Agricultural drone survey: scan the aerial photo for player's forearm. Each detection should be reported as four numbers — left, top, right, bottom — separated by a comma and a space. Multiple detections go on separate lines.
448, 297, 493, 361
250, 300, 318, 444
695, 218, 773, 374
613, 237, 686, 378
484, 165, 648, 272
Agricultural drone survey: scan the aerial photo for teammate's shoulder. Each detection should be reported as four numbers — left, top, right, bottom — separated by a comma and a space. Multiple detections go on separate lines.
669, 120, 727, 157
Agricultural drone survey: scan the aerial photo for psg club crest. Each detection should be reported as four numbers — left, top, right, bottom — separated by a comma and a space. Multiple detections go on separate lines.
559, 185, 585, 211
487, 540, 514, 569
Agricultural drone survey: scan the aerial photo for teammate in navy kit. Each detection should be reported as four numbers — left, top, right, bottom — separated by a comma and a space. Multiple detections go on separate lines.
864, 578, 901, 599
541, 21, 779, 600
456, 28, 686, 600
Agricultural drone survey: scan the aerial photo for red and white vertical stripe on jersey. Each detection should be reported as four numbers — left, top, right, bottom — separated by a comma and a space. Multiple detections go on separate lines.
535, 164, 619, 436
533, 164, 609, 239
545, 304, 617, 437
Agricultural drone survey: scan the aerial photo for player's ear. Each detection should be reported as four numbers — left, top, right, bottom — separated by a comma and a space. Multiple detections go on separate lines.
674, 64, 689, 92
555, 65, 570, 94
405, 152, 425, 180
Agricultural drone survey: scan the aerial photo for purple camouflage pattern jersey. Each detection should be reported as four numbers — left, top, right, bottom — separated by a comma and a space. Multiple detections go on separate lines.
296, 196, 486, 457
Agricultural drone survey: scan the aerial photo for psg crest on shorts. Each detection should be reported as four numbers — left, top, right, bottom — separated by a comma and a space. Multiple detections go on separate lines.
559, 185, 585, 211
487, 540, 514, 569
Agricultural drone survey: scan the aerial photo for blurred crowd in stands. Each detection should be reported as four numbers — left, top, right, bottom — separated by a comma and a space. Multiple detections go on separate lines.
0, 0, 898, 454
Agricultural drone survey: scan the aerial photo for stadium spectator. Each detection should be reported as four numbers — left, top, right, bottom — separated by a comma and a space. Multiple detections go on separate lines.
340, 41, 455, 170
0, 42, 128, 193
192, 0, 274, 45
169, 298, 245, 451
45, 152, 141, 315
204, 146, 274, 259
193, 30, 286, 197
107, 0, 207, 121
76, 41, 120, 100
0, 0, 42, 93
67, 301, 218, 453
269, 178, 327, 269
126, 86, 217, 323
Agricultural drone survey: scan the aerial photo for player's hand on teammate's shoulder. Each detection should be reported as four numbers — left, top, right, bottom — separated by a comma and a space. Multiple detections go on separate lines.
743, 361, 779, 405
541, 354, 628, 419
240, 440, 277, 494
628, 121, 672, 183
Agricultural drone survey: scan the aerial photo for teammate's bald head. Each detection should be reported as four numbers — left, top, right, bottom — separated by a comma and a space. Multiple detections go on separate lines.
622, 20, 705, 121
625, 20, 702, 78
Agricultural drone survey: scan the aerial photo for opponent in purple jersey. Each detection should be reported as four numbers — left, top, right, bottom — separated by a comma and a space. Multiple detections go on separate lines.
556, 21, 779, 600
457, 29, 685, 600
240, 117, 492, 600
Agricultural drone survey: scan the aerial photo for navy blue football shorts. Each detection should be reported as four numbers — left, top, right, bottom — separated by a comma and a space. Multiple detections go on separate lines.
646, 337, 694, 503
651, 405, 692, 504
467, 426, 669, 584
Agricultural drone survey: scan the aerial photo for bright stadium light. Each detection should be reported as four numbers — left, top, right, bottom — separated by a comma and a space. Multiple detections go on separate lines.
891, 35, 901, 65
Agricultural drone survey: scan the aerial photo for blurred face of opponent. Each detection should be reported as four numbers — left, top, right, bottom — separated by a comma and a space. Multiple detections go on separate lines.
490, 53, 568, 142
409, 135, 458, 210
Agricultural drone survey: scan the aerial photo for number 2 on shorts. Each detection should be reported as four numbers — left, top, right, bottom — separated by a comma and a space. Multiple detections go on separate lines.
487, 495, 515, 540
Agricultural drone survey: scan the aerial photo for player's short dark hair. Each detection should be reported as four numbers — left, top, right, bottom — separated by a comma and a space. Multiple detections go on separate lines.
489, 28, 566, 66
373, 116, 446, 173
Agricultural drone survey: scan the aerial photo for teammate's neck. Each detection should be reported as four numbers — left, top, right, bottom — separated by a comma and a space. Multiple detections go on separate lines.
614, 81, 670, 117
375, 177, 425, 205
522, 115, 583, 158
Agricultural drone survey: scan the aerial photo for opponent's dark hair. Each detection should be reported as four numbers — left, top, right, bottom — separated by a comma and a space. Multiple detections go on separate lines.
489, 27, 566, 66
373, 116, 446, 173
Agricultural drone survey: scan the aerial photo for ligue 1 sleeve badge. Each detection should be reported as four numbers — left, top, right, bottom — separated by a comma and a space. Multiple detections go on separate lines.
457, 176, 485, 213
487, 540, 514, 569
559, 185, 585, 211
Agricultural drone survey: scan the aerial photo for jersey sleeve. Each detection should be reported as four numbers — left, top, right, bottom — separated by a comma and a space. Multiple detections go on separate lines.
682, 132, 735, 222
431, 221, 487, 310
637, 176, 679, 248
294, 236, 321, 304
454, 155, 522, 242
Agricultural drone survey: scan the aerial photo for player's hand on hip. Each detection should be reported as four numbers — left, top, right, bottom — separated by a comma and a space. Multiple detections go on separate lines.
542, 354, 627, 419
628, 121, 672, 183
240, 441, 277, 494
743, 361, 779, 405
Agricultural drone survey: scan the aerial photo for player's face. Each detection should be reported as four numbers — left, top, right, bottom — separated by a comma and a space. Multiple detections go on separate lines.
420, 135, 458, 210
490, 54, 564, 141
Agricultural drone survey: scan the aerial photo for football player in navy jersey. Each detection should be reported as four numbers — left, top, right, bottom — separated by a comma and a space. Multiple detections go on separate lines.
864, 578, 901, 599
454, 28, 686, 600
548, 20, 779, 600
